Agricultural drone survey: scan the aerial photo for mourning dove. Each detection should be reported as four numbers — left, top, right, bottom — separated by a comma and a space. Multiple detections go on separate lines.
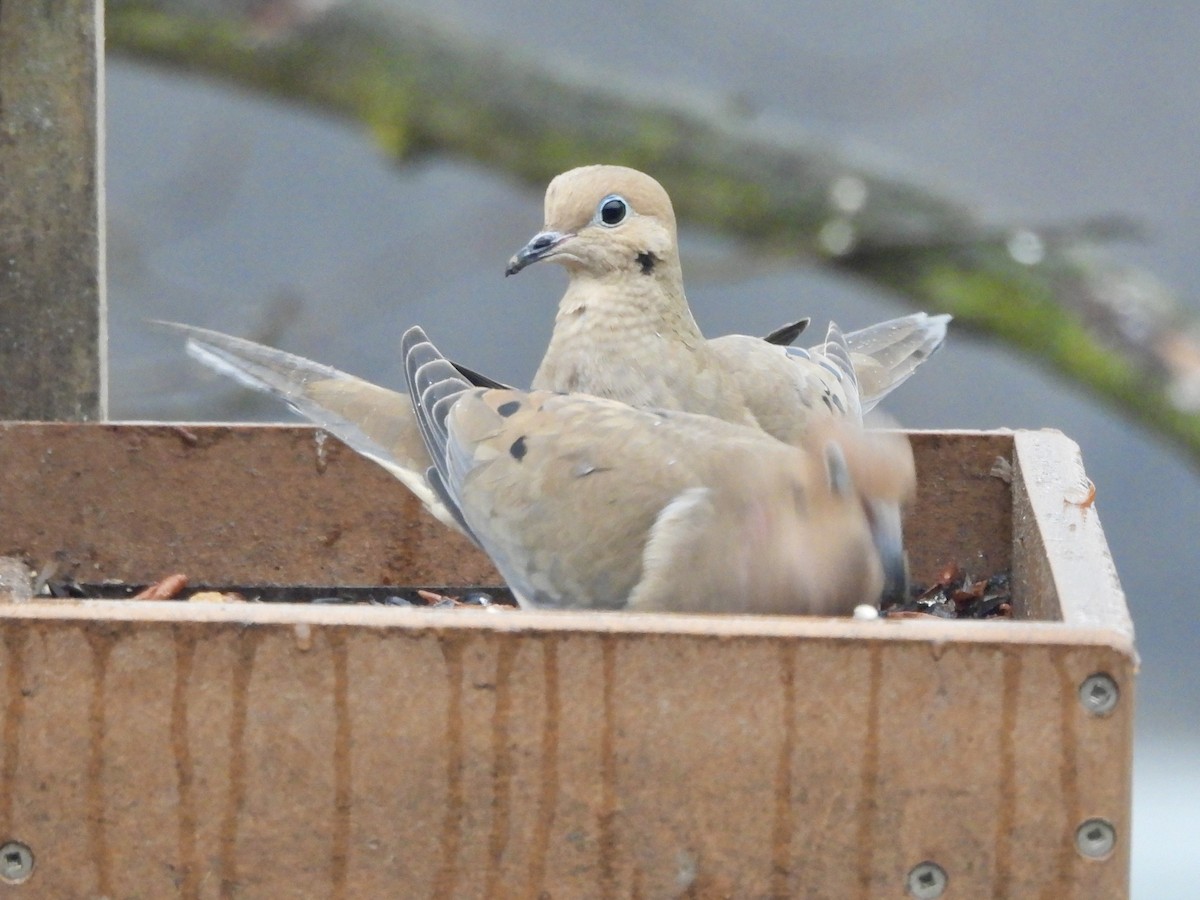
506, 164, 950, 440
402, 326, 916, 613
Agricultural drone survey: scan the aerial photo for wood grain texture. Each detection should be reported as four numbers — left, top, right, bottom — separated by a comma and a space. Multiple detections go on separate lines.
0, 610, 1133, 898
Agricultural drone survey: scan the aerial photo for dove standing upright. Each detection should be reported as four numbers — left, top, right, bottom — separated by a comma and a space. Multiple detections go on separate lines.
507, 164, 949, 441
402, 326, 916, 614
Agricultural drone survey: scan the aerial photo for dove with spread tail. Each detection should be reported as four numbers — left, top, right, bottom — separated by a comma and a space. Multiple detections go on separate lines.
401, 325, 916, 613
506, 164, 950, 441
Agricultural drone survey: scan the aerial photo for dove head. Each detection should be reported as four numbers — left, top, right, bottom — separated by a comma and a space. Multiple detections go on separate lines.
506, 165, 681, 281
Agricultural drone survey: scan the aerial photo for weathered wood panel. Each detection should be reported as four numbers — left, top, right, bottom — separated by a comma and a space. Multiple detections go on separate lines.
0, 606, 1134, 898
1013, 430, 1132, 637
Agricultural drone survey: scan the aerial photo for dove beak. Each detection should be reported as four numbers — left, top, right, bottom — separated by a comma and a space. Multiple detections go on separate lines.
869, 501, 909, 605
505, 230, 572, 276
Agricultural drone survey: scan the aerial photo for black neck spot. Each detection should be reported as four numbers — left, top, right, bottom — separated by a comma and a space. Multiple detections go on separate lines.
497, 400, 521, 417
635, 251, 657, 275
509, 436, 528, 461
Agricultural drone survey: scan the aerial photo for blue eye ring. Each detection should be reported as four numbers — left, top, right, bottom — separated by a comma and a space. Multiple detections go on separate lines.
597, 195, 630, 226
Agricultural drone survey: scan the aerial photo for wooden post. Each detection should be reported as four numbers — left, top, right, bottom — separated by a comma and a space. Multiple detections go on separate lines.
0, 0, 106, 420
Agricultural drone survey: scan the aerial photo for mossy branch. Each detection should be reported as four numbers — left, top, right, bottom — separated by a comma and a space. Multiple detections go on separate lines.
107, 0, 1200, 465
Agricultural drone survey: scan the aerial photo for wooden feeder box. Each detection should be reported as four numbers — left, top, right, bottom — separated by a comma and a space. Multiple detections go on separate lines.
0, 423, 1134, 897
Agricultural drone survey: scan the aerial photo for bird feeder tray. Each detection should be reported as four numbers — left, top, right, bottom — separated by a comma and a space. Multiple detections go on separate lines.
0, 422, 1134, 897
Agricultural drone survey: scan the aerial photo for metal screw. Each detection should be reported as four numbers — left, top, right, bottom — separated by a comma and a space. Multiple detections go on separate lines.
0, 841, 34, 884
906, 861, 947, 898
1075, 818, 1116, 859
1078, 673, 1119, 716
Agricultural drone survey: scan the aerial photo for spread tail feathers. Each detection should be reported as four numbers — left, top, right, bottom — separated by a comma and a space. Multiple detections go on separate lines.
151, 320, 461, 530
842, 313, 950, 412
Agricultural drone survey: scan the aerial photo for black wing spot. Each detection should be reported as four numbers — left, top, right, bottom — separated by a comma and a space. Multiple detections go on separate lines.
497, 400, 521, 417
635, 251, 657, 275
509, 436, 528, 461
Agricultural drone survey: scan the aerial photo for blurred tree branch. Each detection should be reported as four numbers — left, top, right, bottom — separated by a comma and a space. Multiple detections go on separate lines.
107, 0, 1200, 465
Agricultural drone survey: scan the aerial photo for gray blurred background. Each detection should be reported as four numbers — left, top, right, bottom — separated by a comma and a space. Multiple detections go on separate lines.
106, 3, 1199, 894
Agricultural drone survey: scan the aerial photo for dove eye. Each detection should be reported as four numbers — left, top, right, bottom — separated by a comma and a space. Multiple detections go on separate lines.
598, 195, 629, 226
